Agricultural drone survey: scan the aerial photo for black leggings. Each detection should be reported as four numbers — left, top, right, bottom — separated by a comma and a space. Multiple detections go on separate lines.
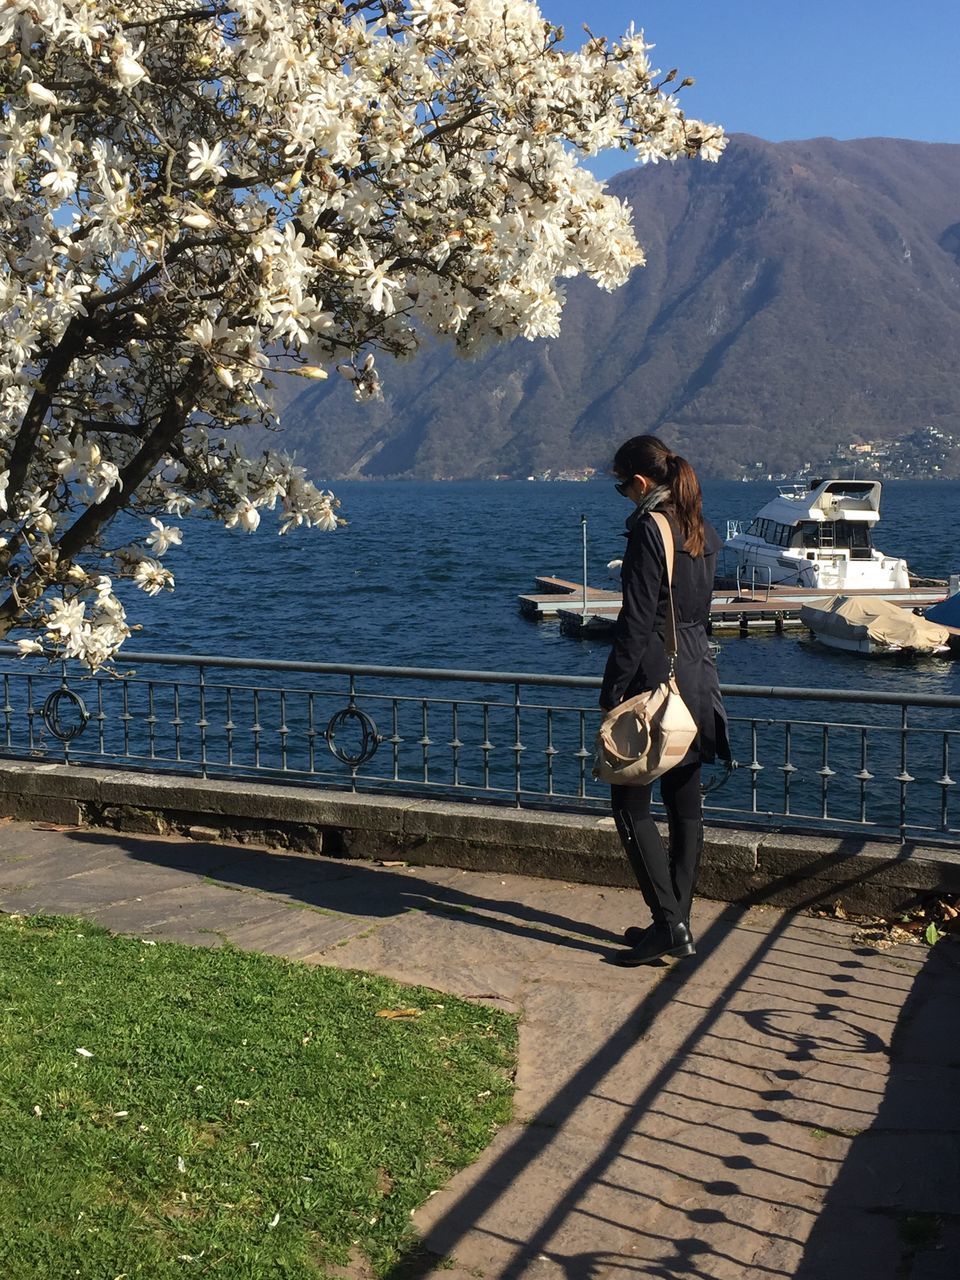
610, 759, 702, 826
610, 761, 703, 928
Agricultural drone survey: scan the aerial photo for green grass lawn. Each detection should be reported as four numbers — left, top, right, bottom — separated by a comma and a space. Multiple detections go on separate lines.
0, 914, 517, 1278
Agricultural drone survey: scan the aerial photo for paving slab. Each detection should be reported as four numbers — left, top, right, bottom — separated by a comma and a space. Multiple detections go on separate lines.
0, 818, 957, 1280
0, 845, 131, 887
226, 907, 367, 959
80, 884, 298, 938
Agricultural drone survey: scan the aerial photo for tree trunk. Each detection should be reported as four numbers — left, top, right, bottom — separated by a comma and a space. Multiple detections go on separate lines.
0, 360, 204, 638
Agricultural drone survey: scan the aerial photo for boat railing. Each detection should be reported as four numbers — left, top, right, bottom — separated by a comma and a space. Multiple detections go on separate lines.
725, 519, 743, 539
735, 562, 772, 601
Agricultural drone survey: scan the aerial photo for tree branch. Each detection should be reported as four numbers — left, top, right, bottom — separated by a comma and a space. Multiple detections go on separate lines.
4, 315, 89, 520
419, 105, 489, 148
123, 8, 219, 29
85, 234, 232, 310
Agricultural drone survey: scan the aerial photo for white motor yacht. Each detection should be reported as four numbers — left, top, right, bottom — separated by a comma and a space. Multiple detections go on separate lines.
724, 479, 910, 591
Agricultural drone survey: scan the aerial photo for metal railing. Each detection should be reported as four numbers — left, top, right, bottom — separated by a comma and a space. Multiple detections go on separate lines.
1, 645, 958, 844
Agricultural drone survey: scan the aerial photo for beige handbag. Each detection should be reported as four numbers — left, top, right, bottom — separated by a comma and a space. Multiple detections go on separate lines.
593, 512, 698, 786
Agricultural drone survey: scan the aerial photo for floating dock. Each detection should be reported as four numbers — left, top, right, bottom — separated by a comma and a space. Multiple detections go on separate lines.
517, 576, 949, 639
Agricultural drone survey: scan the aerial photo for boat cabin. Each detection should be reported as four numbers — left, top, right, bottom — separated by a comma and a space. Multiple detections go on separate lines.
724, 479, 910, 591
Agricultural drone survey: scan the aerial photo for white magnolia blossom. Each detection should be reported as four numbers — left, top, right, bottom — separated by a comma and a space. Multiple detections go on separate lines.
132, 557, 175, 597
144, 517, 183, 557
225, 501, 261, 533
0, 0, 723, 668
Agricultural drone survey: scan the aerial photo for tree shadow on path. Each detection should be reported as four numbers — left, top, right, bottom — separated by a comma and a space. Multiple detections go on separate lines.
791, 937, 960, 1280
365, 840, 937, 1279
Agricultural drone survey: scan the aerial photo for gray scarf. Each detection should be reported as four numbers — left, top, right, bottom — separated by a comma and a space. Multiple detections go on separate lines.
626, 483, 672, 530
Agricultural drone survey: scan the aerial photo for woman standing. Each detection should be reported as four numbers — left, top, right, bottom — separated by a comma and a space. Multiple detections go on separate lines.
600, 435, 730, 966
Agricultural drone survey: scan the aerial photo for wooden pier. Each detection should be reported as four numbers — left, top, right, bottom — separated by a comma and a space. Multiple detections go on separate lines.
517, 576, 949, 640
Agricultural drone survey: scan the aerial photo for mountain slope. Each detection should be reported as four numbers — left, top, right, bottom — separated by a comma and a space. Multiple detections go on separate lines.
276, 135, 960, 479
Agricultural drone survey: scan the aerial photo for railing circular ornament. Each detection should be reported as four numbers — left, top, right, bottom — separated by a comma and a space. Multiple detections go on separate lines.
325, 706, 380, 767
42, 688, 90, 742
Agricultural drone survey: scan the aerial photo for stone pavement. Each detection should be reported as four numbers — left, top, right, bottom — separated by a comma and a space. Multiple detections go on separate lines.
0, 817, 958, 1280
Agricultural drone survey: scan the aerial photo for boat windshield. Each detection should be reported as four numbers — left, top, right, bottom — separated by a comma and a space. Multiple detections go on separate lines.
823, 481, 878, 499
798, 521, 873, 557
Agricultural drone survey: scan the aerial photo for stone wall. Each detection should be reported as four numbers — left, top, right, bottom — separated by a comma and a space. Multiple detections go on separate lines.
1, 759, 958, 916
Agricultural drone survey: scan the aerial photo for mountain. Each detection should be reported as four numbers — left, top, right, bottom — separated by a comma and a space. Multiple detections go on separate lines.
274, 135, 960, 479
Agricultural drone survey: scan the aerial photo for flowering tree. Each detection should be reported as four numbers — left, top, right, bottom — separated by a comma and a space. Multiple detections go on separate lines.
0, 0, 724, 665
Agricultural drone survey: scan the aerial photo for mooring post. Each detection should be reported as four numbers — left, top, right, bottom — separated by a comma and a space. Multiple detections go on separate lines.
581, 513, 588, 617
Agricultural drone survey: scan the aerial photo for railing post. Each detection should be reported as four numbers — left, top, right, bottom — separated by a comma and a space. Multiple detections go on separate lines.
897, 703, 914, 843
513, 681, 524, 806
120, 676, 131, 759
544, 707, 557, 797
1, 673, 11, 749
25, 674, 37, 753
349, 674, 360, 792
576, 708, 591, 798
936, 730, 954, 833
250, 687, 261, 769
225, 686, 235, 768
856, 728, 873, 826
389, 698, 401, 782
278, 687, 288, 772
748, 719, 763, 813
59, 661, 70, 766
172, 681, 183, 762
449, 702, 462, 789
419, 695, 431, 787
146, 682, 157, 759
818, 725, 835, 819
481, 702, 492, 791
95, 679, 105, 755
306, 692, 315, 774
197, 664, 208, 779
780, 721, 796, 816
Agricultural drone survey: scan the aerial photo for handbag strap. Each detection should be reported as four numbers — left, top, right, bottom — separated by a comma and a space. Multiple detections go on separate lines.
649, 511, 679, 671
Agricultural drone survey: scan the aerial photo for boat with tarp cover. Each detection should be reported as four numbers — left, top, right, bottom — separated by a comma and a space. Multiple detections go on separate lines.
799, 595, 958, 656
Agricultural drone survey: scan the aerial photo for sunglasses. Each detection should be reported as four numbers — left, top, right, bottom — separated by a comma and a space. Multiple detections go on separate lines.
614, 479, 631, 496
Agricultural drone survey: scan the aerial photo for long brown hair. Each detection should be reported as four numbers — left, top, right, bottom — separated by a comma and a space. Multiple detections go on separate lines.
613, 435, 706, 556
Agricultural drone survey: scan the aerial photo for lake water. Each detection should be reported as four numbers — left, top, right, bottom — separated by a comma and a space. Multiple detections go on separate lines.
129, 478, 960, 701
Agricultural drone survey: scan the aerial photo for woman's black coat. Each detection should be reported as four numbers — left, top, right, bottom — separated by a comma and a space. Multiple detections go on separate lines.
599, 507, 730, 765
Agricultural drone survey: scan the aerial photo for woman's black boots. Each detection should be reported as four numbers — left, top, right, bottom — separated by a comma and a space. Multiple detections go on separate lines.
669, 816, 704, 928
612, 811, 696, 965
615, 919, 695, 966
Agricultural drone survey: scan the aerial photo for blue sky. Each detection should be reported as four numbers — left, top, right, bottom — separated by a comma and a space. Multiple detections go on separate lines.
543, 0, 960, 176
